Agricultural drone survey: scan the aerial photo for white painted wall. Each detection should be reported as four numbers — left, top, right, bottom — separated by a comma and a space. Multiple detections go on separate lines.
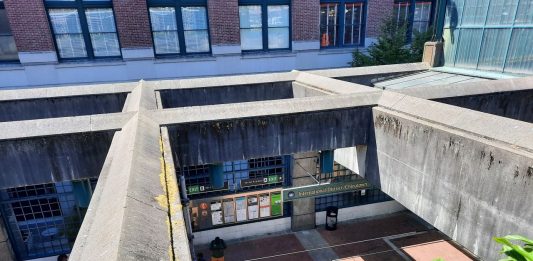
193, 217, 291, 246
193, 200, 405, 246
0, 43, 360, 89
315, 200, 405, 225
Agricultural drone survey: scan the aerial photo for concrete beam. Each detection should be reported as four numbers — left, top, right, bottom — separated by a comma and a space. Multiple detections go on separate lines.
294, 72, 379, 94
369, 92, 533, 261
0, 81, 136, 101
146, 71, 298, 90
154, 92, 381, 126
0, 112, 135, 140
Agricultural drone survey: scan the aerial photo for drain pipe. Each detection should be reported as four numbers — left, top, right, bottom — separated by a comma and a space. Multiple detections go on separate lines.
179, 174, 196, 260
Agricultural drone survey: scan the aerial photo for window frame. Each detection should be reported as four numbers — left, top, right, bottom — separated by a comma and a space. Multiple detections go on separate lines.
0, 1, 19, 62
239, 0, 292, 53
320, 0, 367, 49
393, 0, 435, 42
45, 0, 122, 61
147, 0, 212, 57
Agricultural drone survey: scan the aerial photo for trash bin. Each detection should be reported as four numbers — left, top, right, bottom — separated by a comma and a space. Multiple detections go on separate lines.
325, 206, 338, 231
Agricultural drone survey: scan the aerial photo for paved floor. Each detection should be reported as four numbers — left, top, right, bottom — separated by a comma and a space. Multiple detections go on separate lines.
195, 211, 478, 261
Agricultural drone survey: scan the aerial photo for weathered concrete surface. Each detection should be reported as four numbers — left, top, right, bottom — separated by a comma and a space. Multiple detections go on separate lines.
167, 107, 373, 166
159, 82, 294, 109
0, 112, 134, 140
397, 76, 533, 123
294, 72, 379, 94
147, 71, 297, 90
0, 93, 128, 122
308, 63, 429, 86
71, 82, 191, 261
369, 92, 533, 261
0, 131, 114, 189
291, 152, 319, 231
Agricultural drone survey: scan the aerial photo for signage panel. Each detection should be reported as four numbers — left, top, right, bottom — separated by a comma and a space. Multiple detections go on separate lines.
187, 182, 229, 195
282, 180, 371, 202
240, 175, 283, 187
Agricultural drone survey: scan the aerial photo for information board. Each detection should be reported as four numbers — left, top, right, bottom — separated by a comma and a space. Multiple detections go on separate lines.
235, 197, 247, 222
259, 194, 271, 218
270, 192, 282, 216
247, 196, 259, 219
223, 199, 236, 223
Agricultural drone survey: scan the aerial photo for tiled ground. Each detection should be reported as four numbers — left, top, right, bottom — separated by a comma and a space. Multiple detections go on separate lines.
194, 212, 478, 261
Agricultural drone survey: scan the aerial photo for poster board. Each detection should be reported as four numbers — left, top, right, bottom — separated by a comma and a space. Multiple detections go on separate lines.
235, 196, 247, 222
210, 201, 223, 226
247, 196, 259, 220
259, 194, 271, 218
270, 192, 282, 216
222, 198, 236, 223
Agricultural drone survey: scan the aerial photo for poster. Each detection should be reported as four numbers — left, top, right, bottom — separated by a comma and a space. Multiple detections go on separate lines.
235, 197, 247, 222
259, 194, 271, 218
223, 199, 236, 223
190, 207, 199, 229
270, 192, 282, 216
247, 196, 259, 220
198, 201, 211, 228
210, 201, 223, 226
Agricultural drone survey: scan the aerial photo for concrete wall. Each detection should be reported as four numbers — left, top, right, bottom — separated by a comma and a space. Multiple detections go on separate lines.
159, 82, 294, 109
167, 107, 373, 166
370, 93, 533, 261
434, 90, 533, 123
0, 131, 114, 189
0, 93, 128, 122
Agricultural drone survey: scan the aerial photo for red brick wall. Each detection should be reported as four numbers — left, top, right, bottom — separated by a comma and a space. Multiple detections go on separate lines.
207, 0, 240, 45
112, 0, 153, 48
366, 0, 394, 38
3, 0, 55, 52
292, 0, 320, 41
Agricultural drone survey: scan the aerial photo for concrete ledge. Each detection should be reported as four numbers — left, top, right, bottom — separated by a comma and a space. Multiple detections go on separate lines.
18, 51, 58, 65
307, 63, 429, 78
121, 47, 155, 60
295, 71, 378, 94
154, 91, 381, 125
0, 112, 135, 140
212, 44, 241, 55
147, 71, 298, 90
292, 41, 320, 51
0, 81, 137, 101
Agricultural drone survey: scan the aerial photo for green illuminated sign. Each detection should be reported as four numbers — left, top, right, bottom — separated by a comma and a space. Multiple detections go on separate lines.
282, 180, 371, 202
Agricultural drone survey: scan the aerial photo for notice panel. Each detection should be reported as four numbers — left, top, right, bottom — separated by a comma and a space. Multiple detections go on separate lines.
235, 197, 247, 222
247, 196, 259, 220
259, 194, 271, 218
223, 199, 236, 223
270, 192, 282, 216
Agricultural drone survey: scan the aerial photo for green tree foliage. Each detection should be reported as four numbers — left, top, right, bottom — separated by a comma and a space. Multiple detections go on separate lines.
350, 17, 433, 67
494, 235, 533, 261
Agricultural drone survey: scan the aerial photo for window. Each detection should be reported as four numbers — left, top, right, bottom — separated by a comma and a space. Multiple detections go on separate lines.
443, 0, 533, 74
148, 1, 210, 55
393, 0, 433, 40
0, 1, 18, 62
45, 0, 121, 59
320, 1, 365, 48
239, 1, 290, 51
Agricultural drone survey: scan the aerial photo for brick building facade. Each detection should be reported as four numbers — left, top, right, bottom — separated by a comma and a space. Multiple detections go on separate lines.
0, 0, 434, 88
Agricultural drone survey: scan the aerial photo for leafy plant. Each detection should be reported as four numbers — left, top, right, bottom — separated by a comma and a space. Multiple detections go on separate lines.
350, 18, 433, 67
494, 235, 533, 261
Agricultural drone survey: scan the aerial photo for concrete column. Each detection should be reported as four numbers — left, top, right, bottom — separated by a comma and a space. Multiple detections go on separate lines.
291, 152, 319, 231
356, 145, 367, 178
0, 213, 15, 261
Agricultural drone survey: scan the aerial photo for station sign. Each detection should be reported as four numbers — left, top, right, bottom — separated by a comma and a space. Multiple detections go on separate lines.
187, 182, 229, 195
282, 179, 370, 202
240, 175, 283, 187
